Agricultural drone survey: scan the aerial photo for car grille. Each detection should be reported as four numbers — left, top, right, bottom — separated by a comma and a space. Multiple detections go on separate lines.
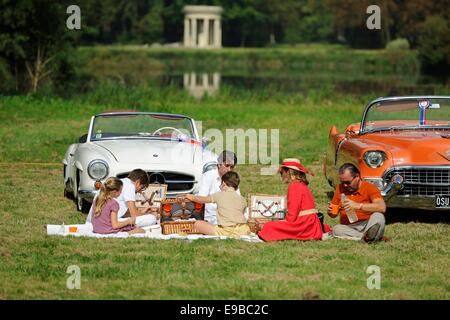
116, 172, 195, 192
384, 167, 450, 196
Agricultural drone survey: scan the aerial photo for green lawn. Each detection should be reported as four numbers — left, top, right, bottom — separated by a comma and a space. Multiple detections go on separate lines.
0, 88, 449, 299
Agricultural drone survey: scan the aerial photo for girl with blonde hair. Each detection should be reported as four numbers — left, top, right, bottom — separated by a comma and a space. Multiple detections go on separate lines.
92, 177, 144, 234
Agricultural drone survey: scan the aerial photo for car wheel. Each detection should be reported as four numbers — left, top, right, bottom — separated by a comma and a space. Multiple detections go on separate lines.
64, 182, 75, 200
75, 170, 90, 214
64, 188, 71, 199
63, 164, 75, 200
76, 193, 90, 213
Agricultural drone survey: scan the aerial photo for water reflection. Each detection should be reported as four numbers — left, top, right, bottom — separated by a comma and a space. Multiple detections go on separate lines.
183, 72, 220, 98
77, 64, 447, 98
178, 72, 446, 98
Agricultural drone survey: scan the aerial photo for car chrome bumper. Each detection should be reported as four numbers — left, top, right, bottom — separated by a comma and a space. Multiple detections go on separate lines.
385, 196, 450, 210
377, 174, 449, 210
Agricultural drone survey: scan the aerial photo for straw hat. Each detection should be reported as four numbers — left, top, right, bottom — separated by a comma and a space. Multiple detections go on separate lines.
278, 158, 314, 176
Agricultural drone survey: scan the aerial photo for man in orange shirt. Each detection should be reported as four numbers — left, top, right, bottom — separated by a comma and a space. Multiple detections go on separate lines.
327, 163, 386, 243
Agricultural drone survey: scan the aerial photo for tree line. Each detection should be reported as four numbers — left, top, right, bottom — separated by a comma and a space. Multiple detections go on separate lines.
0, 0, 448, 93
67, 0, 448, 50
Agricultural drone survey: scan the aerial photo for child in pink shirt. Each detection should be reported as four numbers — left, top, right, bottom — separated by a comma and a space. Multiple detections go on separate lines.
92, 177, 144, 234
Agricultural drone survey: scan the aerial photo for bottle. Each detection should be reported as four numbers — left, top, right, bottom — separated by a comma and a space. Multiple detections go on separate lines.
341, 194, 358, 223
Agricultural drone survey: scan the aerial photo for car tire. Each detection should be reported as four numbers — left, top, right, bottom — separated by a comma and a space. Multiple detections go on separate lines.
76, 194, 90, 213
75, 170, 90, 214
64, 188, 73, 200
63, 164, 75, 200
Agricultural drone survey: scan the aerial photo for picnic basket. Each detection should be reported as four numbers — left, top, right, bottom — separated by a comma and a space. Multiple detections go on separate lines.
247, 217, 274, 234
159, 197, 205, 235
160, 220, 201, 235
160, 198, 204, 222
247, 193, 287, 234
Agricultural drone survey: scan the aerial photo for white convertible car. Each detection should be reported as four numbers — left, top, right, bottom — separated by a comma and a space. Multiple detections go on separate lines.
63, 111, 217, 212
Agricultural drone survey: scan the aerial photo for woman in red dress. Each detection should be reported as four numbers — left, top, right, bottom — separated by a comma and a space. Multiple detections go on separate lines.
258, 158, 324, 241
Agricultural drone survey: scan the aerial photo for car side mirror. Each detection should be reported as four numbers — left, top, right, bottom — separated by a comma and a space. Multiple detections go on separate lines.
79, 134, 88, 143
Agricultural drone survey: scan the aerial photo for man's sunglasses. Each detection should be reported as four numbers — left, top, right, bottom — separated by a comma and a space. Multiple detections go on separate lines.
341, 176, 358, 186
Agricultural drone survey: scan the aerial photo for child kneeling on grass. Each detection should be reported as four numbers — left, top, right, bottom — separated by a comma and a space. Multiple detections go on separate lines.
92, 177, 145, 235
186, 171, 250, 238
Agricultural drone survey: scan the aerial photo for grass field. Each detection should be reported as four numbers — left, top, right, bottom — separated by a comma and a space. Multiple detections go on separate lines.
0, 85, 449, 300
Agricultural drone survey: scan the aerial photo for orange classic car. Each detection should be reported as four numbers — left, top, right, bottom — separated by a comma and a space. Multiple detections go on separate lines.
325, 96, 450, 210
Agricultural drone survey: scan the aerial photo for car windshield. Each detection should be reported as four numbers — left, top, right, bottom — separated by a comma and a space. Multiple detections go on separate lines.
363, 97, 450, 133
90, 114, 195, 141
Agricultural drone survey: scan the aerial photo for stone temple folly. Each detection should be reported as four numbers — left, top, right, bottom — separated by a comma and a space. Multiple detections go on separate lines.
183, 5, 223, 48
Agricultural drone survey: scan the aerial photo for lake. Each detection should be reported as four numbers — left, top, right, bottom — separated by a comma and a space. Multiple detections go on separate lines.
66, 46, 448, 98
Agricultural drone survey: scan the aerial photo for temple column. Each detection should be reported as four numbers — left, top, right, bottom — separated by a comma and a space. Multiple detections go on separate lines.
203, 18, 210, 48
192, 18, 197, 47
214, 18, 221, 48
184, 18, 189, 47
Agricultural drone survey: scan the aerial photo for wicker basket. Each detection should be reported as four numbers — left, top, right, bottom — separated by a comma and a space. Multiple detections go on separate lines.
160, 220, 201, 235
160, 198, 204, 222
247, 217, 273, 234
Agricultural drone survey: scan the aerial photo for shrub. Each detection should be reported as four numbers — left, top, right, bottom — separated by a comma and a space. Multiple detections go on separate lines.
386, 38, 410, 50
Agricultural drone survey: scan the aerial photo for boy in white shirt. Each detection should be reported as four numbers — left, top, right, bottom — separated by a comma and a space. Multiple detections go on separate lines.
197, 150, 240, 225
87, 169, 157, 227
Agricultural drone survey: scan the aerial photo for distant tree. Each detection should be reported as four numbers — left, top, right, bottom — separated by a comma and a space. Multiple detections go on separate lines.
325, 0, 398, 48
0, 0, 75, 93
396, 0, 449, 47
281, 0, 334, 44
135, 0, 164, 44
259, 0, 301, 45
224, 0, 269, 47
417, 15, 450, 75
162, 0, 189, 44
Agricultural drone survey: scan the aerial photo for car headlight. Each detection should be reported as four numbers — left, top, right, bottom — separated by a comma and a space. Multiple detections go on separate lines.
87, 160, 109, 180
363, 151, 386, 168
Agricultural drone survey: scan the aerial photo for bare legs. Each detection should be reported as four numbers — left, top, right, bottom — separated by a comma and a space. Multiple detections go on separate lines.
194, 220, 217, 235
128, 227, 145, 234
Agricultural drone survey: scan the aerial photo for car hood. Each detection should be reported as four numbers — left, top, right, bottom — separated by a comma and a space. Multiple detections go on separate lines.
93, 139, 198, 164
355, 131, 450, 165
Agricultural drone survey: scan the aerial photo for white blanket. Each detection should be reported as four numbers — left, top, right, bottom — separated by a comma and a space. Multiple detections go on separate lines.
46, 223, 263, 242
86, 204, 157, 228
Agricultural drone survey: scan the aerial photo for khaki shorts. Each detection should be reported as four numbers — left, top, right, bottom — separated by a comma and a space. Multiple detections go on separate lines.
214, 224, 251, 237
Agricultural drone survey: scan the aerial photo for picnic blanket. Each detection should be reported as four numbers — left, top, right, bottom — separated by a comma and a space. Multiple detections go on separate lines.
46, 223, 264, 243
